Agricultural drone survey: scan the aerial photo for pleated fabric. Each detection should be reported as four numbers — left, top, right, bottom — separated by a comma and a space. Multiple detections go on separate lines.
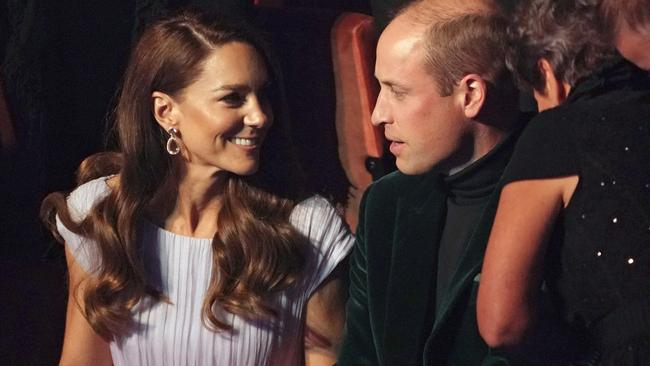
57, 177, 354, 365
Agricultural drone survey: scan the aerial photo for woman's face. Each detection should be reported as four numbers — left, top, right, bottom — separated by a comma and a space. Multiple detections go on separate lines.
173, 41, 273, 176
615, 22, 650, 71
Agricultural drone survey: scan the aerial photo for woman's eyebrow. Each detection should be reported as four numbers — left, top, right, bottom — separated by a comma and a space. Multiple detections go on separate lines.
212, 84, 249, 92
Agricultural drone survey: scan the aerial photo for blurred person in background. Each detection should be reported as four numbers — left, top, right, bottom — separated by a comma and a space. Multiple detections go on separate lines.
601, 0, 650, 70
478, 0, 650, 364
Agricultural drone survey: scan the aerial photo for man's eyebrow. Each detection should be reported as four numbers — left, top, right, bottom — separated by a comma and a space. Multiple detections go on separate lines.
377, 78, 407, 90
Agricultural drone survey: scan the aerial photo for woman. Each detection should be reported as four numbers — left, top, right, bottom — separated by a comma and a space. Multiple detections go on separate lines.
477, 0, 650, 364
41, 10, 353, 366
601, 0, 650, 71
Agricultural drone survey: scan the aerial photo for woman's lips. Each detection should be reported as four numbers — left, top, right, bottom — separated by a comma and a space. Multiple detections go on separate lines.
228, 136, 261, 152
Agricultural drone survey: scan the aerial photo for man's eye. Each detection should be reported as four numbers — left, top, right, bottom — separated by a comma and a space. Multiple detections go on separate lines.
391, 89, 406, 99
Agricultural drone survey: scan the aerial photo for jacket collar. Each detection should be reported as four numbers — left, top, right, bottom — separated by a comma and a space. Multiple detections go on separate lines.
382, 171, 446, 365
380, 127, 522, 363
427, 127, 521, 342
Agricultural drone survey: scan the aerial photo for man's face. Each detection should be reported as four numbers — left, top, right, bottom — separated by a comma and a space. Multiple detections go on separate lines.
372, 16, 470, 175
616, 22, 650, 71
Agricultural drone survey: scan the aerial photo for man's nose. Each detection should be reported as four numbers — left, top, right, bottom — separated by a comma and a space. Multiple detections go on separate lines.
371, 90, 391, 126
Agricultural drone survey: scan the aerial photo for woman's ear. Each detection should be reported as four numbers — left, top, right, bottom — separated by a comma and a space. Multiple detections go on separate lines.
457, 74, 487, 119
534, 59, 572, 112
152, 91, 178, 131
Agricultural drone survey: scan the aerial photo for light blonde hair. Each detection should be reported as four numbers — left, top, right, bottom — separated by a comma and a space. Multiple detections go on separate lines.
601, 0, 650, 36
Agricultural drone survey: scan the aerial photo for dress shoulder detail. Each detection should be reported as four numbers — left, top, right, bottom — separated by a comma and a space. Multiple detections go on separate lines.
56, 176, 113, 273
290, 195, 354, 295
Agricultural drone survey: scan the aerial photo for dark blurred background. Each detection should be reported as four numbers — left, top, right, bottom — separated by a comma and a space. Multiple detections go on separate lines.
0, 0, 515, 364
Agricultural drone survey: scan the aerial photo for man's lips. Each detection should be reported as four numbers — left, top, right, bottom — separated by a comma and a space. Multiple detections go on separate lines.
388, 139, 405, 156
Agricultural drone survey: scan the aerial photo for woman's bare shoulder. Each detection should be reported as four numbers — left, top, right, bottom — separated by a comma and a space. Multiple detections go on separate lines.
105, 174, 119, 190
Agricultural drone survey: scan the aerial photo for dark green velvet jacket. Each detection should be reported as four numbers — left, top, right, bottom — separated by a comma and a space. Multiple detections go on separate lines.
338, 163, 512, 366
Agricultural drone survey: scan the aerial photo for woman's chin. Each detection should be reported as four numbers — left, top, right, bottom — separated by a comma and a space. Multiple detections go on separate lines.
229, 162, 260, 177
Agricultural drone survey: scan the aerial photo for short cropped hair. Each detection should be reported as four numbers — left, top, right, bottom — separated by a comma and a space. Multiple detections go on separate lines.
506, 0, 617, 92
398, 0, 511, 96
601, 0, 650, 36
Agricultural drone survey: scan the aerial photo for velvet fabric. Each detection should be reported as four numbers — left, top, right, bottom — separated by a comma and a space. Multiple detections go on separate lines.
338, 165, 512, 365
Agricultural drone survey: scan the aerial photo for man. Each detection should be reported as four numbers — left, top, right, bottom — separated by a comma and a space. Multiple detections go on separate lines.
601, 0, 650, 70
337, 0, 523, 364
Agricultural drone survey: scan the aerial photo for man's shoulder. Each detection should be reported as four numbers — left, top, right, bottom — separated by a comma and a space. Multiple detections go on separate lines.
365, 170, 429, 200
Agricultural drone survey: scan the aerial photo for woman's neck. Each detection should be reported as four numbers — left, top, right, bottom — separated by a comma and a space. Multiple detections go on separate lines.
149, 163, 228, 238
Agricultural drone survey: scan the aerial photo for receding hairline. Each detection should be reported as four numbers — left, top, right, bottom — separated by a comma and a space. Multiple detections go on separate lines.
396, 0, 501, 26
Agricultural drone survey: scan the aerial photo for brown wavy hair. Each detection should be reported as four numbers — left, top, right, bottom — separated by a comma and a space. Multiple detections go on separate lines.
41, 10, 308, 340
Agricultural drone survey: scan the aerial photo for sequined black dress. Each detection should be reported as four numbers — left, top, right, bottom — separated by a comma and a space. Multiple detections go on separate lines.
501, 59, 650, 365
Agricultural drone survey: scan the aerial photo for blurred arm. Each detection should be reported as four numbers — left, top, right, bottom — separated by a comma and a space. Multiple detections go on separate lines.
59, 246, 112, 366
477, 176, 577, 348
305, 261, 348, 366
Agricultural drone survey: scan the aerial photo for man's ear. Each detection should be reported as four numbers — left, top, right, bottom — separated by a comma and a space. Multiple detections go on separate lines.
534, 58, 571, 111
152, 91, 179, 131
457, 74, 487, 119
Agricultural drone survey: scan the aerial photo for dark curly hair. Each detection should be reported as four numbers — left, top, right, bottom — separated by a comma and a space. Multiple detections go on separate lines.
505, 0, 618, 92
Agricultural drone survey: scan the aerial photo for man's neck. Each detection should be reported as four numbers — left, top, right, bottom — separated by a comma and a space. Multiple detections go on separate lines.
446, 124, 510, 175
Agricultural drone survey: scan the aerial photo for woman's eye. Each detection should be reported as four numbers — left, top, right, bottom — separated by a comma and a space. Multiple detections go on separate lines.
220, 93, 244, 105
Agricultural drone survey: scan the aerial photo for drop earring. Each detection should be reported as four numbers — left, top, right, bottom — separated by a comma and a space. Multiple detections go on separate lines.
166, 127, 181, 155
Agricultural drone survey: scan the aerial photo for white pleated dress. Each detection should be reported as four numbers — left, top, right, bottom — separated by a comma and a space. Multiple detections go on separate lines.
56, 177, 354, 366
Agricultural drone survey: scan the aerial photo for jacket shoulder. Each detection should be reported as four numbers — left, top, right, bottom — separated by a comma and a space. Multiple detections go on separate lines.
364, 170, 425, 203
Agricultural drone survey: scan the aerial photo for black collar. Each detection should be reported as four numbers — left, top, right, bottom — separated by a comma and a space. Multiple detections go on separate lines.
567, 57, 650, 103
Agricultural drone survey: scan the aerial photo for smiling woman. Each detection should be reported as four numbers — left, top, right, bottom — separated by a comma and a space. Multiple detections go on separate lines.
153, 41, 273, 176
39, 10, 353, 366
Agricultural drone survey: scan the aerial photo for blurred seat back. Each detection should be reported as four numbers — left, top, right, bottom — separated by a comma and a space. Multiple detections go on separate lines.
0, 67, 16, 154
256, 6, 351, 212
253, 0, 283, 6
331, 13, 383, 231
